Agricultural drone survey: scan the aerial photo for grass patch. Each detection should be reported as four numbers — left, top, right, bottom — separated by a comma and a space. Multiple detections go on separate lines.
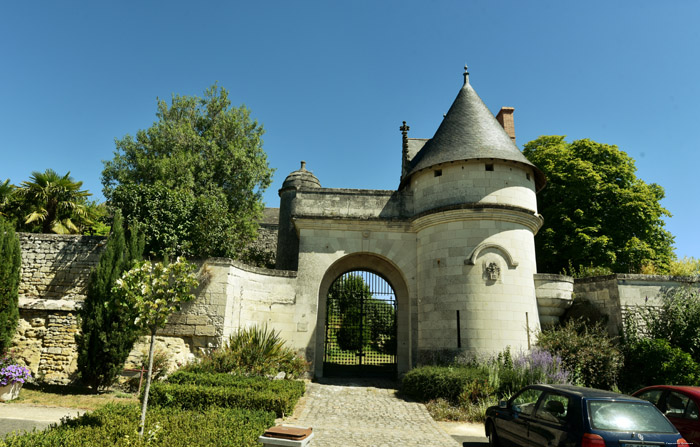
425, 397, 498, 423
7, 383, 137, 410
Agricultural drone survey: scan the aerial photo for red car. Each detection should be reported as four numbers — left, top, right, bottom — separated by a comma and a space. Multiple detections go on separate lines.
633, 385, 700, 445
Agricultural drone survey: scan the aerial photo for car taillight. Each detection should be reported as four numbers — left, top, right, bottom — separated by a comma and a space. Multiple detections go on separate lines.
581, 433, 606, 447
676, 438, 689, 446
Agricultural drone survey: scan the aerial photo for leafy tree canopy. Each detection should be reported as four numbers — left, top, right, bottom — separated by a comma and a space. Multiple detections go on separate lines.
102, 84, 273, 259
523, 136, 674, 274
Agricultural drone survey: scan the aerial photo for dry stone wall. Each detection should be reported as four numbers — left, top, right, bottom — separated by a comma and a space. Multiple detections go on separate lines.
19, 233, 106, 303
11, 233, 300, 385
14, 234, 105, 384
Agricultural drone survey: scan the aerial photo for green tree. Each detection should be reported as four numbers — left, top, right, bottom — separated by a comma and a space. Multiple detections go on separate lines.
0, 217, 21, 353
328, 274, 373, 351
102, 84, 273, 259
523, 136, 674, 274
76, 211, 145, 390
83, 200, 111, 236
0, 180, 13, 217
17, 169, 94, 234
114, 257, 198, 437
668, 257, 700, 277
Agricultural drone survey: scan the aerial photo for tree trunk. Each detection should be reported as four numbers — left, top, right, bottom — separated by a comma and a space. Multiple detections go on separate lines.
138, 329, 157, 437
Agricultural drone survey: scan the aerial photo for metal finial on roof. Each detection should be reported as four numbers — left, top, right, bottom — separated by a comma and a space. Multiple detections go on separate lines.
463, 64, 469, 85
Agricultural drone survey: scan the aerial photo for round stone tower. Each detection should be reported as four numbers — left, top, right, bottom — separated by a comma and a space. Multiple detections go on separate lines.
400, 67, 546, 358
276, 161, 321, 270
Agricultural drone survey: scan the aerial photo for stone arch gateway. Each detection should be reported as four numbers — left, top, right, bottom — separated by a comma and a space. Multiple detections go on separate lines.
314, 254, 412, 378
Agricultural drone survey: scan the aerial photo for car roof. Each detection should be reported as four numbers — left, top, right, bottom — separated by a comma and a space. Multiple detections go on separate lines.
529, 384, 644, 401
635, 385, 700, 399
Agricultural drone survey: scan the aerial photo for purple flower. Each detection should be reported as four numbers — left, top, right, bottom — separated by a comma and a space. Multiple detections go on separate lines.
512, 348, 571, 384
0, 363, 32, 386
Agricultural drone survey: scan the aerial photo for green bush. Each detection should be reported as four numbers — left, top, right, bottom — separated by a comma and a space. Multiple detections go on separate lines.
402, 349, 573, 423
623, 286, 700, 364
620, 338, 700, 392
400, 365, 485, 403
166, 371, 305, 396
184, 325, 307, 379
147, 381, 300, 417
0, 403, 274, 447
536, 320, 622, 390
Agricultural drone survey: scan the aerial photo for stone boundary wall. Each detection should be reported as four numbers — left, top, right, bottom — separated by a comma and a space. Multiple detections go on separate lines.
12, 237, 300, 384
13, 234, 106, 384
573, 274, 700, 335
18, 233, 106, 304
221, 260, 300, 351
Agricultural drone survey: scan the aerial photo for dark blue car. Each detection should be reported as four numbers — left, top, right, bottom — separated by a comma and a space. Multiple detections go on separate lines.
484, 384, 689, 446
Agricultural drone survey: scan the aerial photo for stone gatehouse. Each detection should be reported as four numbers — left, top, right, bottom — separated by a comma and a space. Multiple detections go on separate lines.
11, 69, 698, 384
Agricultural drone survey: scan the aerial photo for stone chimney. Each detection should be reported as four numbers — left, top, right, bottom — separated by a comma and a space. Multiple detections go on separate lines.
496, 107, 516, 144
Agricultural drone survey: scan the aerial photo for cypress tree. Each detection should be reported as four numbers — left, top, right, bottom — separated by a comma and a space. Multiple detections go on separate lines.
0, 217, 21, 353
76, 211, 145, 390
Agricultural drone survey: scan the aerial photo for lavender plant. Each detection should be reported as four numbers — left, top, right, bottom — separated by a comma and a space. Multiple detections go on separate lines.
491, 347, 572, 395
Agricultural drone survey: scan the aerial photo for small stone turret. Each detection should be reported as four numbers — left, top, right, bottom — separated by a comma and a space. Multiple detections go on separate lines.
276, 161, 321, 270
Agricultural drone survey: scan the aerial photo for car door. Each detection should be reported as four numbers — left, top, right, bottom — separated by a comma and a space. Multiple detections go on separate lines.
661, 390, 700, 445
527, 392, 573, 447
498, 387, 544, 446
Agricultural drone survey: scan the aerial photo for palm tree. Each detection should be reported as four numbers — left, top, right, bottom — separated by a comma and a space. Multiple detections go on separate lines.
19, 169, 92, 234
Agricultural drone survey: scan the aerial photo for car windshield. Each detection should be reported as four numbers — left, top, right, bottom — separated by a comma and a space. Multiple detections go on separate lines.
588, 401, 677, 433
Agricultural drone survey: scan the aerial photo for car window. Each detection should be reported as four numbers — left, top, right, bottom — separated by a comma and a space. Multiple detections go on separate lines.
511, 388, 544, 416
535, 393, 570, 425
686, 400, 699, 420
664, 391, 690, 418
588, 401, 676, 433
636, 389, 664, 405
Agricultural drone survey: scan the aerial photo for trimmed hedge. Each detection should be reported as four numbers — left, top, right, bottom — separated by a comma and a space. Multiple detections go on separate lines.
166, 371, 306, 396
0, 403, 274, 447
148, 381, 300, 417
400, 365, 484, 402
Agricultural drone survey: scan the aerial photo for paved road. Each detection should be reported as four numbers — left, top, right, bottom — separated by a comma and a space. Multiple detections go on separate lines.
283, 378, 488, 447
0, 403, 83, 439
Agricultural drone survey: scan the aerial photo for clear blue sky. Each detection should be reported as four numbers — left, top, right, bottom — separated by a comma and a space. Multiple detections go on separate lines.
2, 1, 699, 259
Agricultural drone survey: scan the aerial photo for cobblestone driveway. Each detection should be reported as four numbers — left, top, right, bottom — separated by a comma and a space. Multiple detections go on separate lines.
283, 378, 460, 447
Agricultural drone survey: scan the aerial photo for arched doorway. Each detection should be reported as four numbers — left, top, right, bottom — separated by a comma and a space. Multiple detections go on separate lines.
323, 270, 397, 378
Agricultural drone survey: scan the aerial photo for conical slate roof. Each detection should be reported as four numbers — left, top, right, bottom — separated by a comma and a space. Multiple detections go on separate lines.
402, 69, 545, 191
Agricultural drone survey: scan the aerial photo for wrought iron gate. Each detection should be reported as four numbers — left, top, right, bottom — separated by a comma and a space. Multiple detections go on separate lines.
323, 270, 397, 377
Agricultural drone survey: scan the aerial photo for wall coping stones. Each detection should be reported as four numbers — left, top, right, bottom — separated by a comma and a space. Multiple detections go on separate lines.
19, 297, 81, 311
19, 232, 107, 244
534, 273, 574, 283
574, 273, 700, 285
205, 257, 298, 278
299, 187, 397, 197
